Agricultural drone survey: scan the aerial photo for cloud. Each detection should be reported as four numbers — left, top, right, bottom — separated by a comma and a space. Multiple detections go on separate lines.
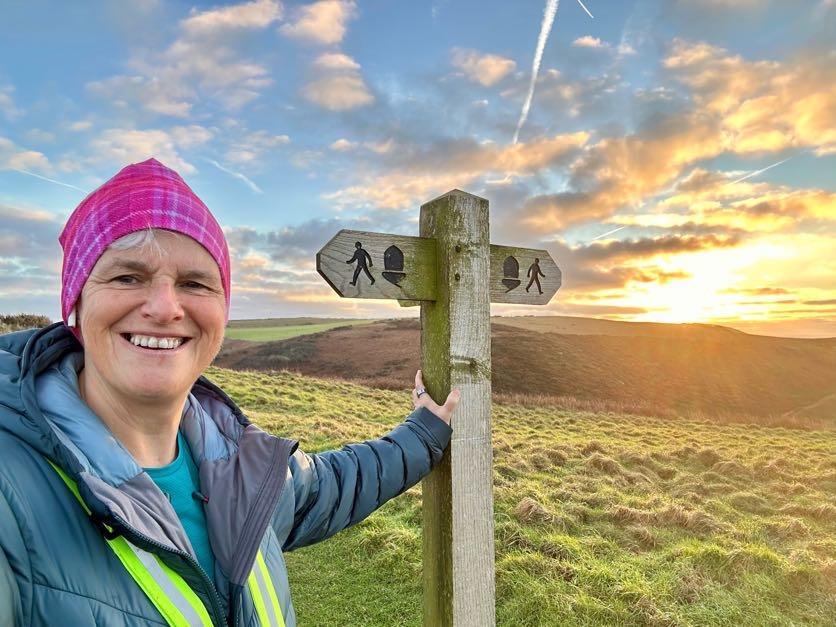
88, 0, 281, 116
720, 287, 792, 296
503, 68, 622, 119
328, 137, 393, 154
572, 35, 605, 48
87, 75, 194, 118
280, 0, 356, 45
68, 120, 93, 132
451, 48, 517, 87
181, 0, 282, 36
0, 204, 63, 311
656, 167, 836, 231
664, 38, 836, 155
86, 127, 213, 174
170, 125, 215, 148
313, 52, 360, 71
301, 52, 373, 111
0, 137, 50, 172
0, 85, 22, 120
329, 138, 356, 151
325, 132, 588, 209
225, 130, 290, 164
578, 233, 742, 263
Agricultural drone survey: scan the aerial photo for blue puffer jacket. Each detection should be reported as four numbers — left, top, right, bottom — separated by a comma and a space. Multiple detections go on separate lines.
0, 324, 452, 626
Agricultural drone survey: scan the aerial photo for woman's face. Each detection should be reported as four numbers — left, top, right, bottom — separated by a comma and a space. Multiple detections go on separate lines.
77, 230, 226, 405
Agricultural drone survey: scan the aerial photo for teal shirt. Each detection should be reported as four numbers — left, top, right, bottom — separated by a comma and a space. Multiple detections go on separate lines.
145, 432, 215, 578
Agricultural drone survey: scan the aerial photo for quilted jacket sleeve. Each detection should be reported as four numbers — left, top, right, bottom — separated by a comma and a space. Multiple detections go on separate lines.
0, 490, 22, 626
281, 407, 452, 551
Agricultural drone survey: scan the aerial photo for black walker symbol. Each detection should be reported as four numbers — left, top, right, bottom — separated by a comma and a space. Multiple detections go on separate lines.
347, 241, 375, 286
526, 258, 545, 295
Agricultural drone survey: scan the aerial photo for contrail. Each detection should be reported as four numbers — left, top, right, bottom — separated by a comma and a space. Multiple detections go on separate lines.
205, 158, 263, 194
512, 0, 560, 145
512, 0, 593, 144
589, 225, 626, 242
728, 157, 792, 185
11, 168, 86, 192
576, 0, 594, 18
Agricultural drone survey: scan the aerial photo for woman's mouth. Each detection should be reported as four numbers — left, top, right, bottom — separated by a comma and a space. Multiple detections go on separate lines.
121, 333, 190, 350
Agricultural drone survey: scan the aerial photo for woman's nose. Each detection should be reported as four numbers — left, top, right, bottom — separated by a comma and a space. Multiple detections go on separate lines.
141, 281, 184, 322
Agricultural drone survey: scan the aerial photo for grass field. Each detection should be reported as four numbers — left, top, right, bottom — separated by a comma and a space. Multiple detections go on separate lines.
205, 366, 836, 626
224, 318, 372, 342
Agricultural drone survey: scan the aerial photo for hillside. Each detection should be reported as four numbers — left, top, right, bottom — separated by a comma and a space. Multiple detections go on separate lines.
206, 366, 836, 626
214, 317, 836, 425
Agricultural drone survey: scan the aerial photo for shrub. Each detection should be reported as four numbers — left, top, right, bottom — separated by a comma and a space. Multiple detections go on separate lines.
1, 314, 51, 331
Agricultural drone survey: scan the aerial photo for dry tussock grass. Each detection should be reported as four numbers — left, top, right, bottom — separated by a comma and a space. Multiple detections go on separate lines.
626, 524, 660, 549
711, 460, 752, 479
586, 452, 623, 475
609, 504, 725, 534
581, 440, 606, 456
764, 517, 810, 540
513, 497, 554, 525
493, 391, 834, 430
779, 502, 836, 520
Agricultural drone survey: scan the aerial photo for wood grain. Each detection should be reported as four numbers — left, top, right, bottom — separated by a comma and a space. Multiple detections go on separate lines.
489, 244, 561, 304
316, 230, 437, 301
420, 190, 495, 627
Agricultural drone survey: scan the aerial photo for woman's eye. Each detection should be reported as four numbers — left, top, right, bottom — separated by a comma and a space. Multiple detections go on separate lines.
183, 281, 207, 289
113, 275, 138, 284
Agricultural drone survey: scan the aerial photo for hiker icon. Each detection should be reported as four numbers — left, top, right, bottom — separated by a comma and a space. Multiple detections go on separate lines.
526, 258, 545, 295
346, 241, 375, 286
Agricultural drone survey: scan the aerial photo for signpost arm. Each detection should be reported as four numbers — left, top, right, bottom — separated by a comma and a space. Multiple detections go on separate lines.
420, 190, 495, 626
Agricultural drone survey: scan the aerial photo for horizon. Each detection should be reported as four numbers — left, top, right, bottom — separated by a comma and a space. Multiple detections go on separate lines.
1, 0, 834, 338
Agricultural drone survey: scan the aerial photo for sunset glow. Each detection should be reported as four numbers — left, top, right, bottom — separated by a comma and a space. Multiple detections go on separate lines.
0, 1, 833, 337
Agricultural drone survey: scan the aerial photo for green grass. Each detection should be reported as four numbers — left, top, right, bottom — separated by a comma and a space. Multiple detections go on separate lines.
224, 319, 372, 342
206, 366, 836, 626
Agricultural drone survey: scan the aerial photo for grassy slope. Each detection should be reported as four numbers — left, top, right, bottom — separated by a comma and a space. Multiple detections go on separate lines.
206, 367, 836, 626
215, 318, 836, 423
225, 319, 372, 342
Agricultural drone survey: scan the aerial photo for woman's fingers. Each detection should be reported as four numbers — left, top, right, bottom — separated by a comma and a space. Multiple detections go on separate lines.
443, 388, 461, 415
411, 370, 459, 424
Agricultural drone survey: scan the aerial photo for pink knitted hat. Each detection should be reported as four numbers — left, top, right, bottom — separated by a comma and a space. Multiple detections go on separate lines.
59, 158, 231, 334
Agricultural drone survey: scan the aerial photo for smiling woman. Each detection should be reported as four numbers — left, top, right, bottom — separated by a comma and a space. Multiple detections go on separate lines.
0, 158, 459, 627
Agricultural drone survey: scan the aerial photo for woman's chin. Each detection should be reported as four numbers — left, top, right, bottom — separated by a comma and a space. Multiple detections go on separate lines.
120, 375, 191, 403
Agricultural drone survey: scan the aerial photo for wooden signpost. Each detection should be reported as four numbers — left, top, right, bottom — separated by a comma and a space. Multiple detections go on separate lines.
316, 190, 561, 626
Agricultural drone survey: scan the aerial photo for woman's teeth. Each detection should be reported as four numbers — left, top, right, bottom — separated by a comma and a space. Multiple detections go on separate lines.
127, 334, 184, 349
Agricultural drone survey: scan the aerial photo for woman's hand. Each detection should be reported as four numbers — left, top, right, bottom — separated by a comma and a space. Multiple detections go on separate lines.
412, 369, 460, 425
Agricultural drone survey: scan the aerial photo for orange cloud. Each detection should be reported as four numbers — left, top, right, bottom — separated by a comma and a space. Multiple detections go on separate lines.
664, 39, 836, 155
325, 132, 589, 209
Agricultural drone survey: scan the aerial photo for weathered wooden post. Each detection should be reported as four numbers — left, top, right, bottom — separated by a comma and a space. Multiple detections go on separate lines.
316, 190, 561, 625
419, 191, 493, 625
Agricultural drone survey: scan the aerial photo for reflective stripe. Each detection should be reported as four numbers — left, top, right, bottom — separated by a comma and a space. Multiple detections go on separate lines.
47, 461, 213, 627
127, 541, 212, 627
247, 550, 286, 627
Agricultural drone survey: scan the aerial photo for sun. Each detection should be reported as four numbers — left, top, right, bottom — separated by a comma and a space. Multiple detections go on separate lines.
621, 239, 789, 324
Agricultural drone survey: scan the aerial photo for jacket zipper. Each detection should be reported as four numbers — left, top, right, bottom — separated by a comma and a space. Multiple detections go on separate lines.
108, 514, 228, 627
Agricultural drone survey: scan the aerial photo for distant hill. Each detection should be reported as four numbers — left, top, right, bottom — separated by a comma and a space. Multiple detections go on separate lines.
214, 316, 836, 425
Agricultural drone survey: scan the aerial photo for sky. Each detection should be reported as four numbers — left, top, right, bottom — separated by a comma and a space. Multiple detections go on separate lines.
1, 0, 835, 337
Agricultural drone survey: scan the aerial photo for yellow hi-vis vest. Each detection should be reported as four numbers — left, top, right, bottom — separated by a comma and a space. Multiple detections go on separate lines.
48, 460, 286, 627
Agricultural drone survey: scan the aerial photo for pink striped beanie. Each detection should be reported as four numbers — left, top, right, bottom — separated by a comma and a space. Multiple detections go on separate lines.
59, 158, 231, 333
